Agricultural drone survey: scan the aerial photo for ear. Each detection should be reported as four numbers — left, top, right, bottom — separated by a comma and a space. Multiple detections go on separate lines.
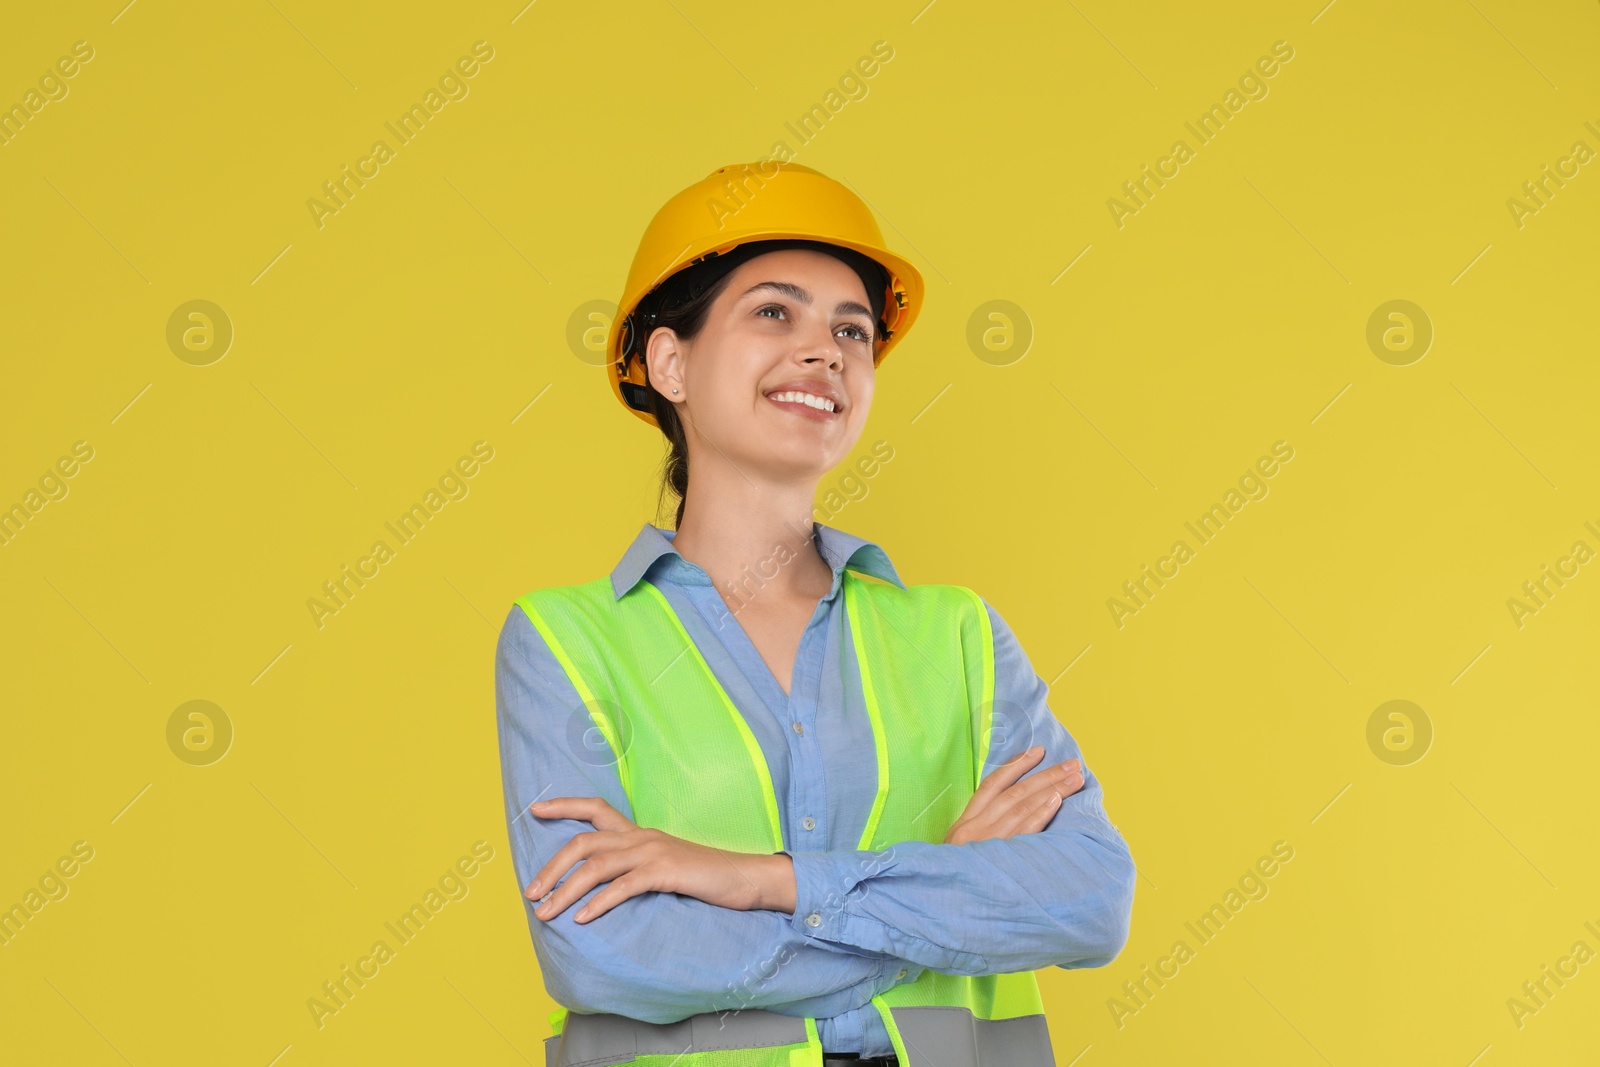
644, 326, 687, 403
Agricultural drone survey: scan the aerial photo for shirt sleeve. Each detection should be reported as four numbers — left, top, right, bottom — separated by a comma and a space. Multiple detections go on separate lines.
784, 597, 1137, 976
496, 603, 915, 1026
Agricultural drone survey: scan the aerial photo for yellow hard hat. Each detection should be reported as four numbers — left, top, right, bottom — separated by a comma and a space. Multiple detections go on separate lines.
609, 161, 925, 429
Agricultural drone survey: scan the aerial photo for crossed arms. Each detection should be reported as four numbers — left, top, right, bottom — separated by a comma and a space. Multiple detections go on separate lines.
494, 599, 1136, 1024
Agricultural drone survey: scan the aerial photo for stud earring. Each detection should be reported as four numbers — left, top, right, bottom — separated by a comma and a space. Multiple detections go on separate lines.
672, 388, 678, 393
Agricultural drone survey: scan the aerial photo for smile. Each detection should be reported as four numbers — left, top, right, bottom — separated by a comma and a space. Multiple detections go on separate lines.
764, 390, 841, 420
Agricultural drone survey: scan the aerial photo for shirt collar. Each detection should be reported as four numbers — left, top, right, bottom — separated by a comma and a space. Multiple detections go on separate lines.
608, 520, 906, 600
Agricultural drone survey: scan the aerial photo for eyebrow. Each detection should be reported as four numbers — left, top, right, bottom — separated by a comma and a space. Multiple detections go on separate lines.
739, 280, 873, 323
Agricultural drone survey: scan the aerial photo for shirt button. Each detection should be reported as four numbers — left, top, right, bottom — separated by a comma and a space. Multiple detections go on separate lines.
802, 816, 815, 831
897, 969, 908, 980
792, 721, 804, 735
805, 912, 821, 927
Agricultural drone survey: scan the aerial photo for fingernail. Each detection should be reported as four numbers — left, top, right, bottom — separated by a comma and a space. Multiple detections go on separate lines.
528, 880, 542, 897
1050, 791, 1062, 805
530, 800, 548, 809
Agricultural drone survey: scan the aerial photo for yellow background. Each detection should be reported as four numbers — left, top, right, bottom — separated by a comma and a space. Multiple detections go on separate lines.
2, 1, 1597, 1064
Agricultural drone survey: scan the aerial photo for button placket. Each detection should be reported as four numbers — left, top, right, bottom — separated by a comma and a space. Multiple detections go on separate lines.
790, 706, 819, 848
787, 602, 830, 861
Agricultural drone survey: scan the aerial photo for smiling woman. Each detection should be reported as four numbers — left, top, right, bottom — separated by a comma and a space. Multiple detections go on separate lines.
633, 238, 889, 528
496, 162, 1136, 1067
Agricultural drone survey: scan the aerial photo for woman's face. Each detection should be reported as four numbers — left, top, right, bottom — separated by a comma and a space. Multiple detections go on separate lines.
649, 248, 878, 482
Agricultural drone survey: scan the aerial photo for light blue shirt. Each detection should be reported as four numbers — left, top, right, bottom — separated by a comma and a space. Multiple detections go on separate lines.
495, 521, 1136, 1057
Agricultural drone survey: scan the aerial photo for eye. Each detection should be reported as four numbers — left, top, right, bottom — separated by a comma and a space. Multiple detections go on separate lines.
755, 303, 786, 320
837, 323, 871, 344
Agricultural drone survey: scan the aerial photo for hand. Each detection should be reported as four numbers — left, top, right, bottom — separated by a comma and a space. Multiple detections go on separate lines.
943, 745, 1083, 846
523, 796, 784, 923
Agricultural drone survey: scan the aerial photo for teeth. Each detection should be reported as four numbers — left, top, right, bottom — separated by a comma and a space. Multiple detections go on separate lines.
768, 391, 836, 413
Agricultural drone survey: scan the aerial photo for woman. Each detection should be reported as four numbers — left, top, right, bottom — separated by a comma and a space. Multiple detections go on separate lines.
496, 162, 1137, 1067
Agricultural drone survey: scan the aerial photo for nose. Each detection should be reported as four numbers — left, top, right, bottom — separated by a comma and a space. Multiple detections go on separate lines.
794, 318, 845, 370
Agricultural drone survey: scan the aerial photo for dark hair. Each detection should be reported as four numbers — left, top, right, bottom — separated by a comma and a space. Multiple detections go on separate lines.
635, 241, 889, 530
642, 276, 730, 530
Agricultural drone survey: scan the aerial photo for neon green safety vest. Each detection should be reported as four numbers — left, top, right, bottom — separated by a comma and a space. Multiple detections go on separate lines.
515, 566, 1055, 1067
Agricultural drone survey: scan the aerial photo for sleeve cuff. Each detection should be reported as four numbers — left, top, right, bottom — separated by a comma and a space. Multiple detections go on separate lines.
789, 848, 907, 943
787, 847, 988, 974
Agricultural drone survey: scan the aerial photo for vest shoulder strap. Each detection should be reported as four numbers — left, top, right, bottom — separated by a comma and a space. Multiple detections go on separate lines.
844, 572, 997, 795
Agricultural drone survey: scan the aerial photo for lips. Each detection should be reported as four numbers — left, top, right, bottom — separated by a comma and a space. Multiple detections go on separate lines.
762, 379, 844, 421
765, 393, 841, 421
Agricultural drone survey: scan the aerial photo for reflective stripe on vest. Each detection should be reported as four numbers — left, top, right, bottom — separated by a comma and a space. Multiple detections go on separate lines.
517, 567, 1055, 1067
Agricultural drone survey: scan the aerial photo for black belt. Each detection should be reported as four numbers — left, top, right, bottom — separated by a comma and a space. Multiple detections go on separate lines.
823, 1056, 898, 1066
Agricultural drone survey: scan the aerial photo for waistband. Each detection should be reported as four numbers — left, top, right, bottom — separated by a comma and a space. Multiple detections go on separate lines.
823, 1056, 899, 1067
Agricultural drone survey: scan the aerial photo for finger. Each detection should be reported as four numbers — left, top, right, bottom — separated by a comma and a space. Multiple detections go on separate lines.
994, 763, 1082, 835
530, 796, 635, 832
1026, 789, 1066, 833
533, 850, 627, 922
972, 746, 1045, 804
1031, 766, 1085, 809
570, 870, 648, 924
527, 829, 632, 899
955, 753, 1080, 842
952, 786, 1054, 844
994, 785, 1070, 840
1002, 759, 1083, 808
525, 830, 629, 900
954, 751, 1053, 838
